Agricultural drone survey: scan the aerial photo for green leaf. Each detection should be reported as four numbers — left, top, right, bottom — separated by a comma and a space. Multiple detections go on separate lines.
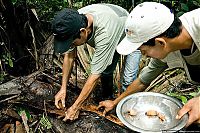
0, 73, 5, 82
181, 3, 189, 12
16, 106, 31, 120
166, 92, 179, 97
179, 96, 188, 104
40, 113, 52, 130
8, 58, 13, 67
189, 92, 198, 97
177, 11, 185, 17
197, 86, 200, 92
11, 0, 17, 5
166, 92, 188, 104
193, 1, 200, 7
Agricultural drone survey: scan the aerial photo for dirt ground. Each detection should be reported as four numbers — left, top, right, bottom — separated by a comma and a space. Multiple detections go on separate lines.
0, 70, 200, 133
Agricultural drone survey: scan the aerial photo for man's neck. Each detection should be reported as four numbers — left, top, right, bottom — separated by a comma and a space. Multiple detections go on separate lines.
85, 14, 93, 33
169, 26, 193, 51
85, 14, 93, 40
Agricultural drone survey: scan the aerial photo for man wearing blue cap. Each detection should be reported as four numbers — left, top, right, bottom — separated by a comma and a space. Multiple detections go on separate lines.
99, 2, 200, 127
51, 4, 141, 121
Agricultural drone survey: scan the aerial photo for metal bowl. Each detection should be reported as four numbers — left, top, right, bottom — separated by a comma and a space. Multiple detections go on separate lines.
116, 92, 188, 133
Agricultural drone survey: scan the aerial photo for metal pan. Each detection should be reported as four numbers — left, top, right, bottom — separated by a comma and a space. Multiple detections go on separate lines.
116, 92, 188, 133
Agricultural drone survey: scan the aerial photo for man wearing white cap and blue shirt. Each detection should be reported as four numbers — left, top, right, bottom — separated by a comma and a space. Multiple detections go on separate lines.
98, 2, 200, 127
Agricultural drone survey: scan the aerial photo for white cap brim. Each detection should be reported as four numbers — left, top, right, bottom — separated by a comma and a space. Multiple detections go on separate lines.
117, 37, 142, 55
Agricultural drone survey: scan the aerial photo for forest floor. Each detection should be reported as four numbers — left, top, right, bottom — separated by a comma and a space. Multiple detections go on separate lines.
0, 69, 200, 133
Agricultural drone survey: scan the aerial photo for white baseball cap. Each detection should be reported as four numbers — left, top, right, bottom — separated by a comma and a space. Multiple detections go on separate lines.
117, 2, 174, 55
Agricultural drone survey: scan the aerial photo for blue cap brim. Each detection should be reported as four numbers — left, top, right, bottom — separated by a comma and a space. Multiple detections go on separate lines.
54, 37, 73, 54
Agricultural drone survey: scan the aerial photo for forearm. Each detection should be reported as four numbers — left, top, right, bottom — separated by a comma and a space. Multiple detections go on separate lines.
114, 78, 147, 105
61, 51, 75, 89
73, 74, 100, 108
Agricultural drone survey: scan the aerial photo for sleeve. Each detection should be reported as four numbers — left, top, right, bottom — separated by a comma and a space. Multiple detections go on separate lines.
90, 14, 125, 74
139, 58, 168, 85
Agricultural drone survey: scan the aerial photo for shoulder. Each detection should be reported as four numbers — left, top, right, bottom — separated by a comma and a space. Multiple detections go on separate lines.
180, 8, 200, 20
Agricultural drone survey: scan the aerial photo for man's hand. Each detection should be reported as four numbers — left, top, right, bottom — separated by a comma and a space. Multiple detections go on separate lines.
55, 89, 66, 109
63, 106, 80, 121
176, 96, 200, 127
98, 100, 116, 116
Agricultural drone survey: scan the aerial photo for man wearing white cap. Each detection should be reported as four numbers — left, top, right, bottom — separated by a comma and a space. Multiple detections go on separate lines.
98, 2, 200, 127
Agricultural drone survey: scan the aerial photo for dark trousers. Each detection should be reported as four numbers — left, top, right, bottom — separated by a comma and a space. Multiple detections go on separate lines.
100, 51, 120, 99
101, 74, 114, 99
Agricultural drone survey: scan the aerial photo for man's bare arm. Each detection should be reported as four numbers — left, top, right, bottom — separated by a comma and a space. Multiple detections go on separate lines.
55, 51, 75, 109
98, 78, 148, 115
63, 74, 100, 120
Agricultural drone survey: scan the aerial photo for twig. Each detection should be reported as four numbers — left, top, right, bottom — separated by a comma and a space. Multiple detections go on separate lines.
0, 0, 6, 10
41, 72, 57, 81
0, 94, 20, 103
24, 21, 39, 69
34, 121, 40, 133
53, 59, 62, 69
163, 72, 181, 93
0, 59, 4, 74
43, 100, 47, 117
21, 110, 30, 133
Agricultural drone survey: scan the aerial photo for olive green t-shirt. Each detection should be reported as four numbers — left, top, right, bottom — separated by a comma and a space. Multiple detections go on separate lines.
78, 4, 128, 74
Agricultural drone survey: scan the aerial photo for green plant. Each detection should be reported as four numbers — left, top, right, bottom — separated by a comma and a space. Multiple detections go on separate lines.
2, 53, 14, 68
166, 87, 200, 104
166, 92, 188, 104
0, 52, 14, 82
39, 113, 52, 130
